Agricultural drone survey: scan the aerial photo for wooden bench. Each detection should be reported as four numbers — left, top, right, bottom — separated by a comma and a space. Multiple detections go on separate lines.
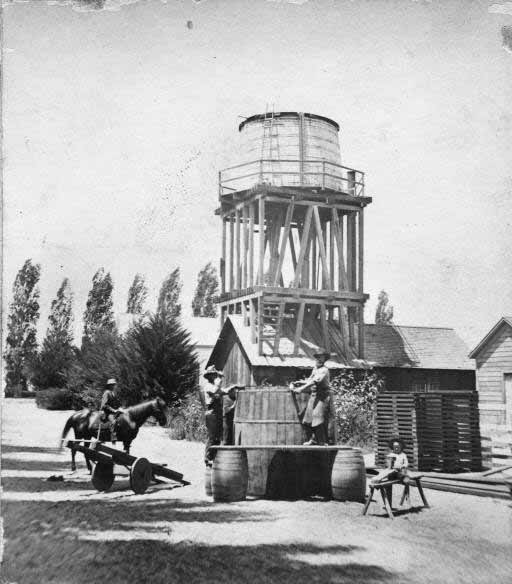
363, 474, 430, 519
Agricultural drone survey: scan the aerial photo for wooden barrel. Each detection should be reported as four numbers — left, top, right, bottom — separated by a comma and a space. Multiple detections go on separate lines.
204, 464, 212, 497
234, 387, 308, 496
212, 450, 248, 502
331, 448, 366, 502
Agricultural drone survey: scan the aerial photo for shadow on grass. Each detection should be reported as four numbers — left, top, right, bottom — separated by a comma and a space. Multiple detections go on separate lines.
2, 501, 402, 584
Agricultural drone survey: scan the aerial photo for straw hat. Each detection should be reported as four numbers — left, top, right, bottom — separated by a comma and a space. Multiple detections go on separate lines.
106, 378, 117, 386
203, 365, 224, 380
312, 349, 332, 360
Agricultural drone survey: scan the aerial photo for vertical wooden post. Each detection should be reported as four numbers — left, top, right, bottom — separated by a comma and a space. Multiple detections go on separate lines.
319, 303, 330, 352
358, 208, 364, 293
257, 295, 263, 355
273, 202, 294, 286
293, 207, 313, 287
249, 202, 255, 288
235, 209, 240, 290
313, 206, 329, 290
250, 298, 257, 343
242, 205, 248, 289
221, 216, 226, 294
311, 228, 317, 290
229, 213, 234, 292
258, 197, 265, 285
329, 218, 335, 290
347, 212, 357, 291
294, 302, 305, 356
358, 304, 365, 359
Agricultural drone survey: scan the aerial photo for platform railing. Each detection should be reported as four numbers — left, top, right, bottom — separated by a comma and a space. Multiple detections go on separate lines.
219, 159, 365, 197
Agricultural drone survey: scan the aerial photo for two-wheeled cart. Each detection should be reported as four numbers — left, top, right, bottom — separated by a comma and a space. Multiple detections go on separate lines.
65, 439, 190, 494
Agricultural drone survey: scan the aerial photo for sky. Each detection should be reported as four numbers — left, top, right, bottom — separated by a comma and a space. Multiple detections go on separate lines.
2, 0, 512, 350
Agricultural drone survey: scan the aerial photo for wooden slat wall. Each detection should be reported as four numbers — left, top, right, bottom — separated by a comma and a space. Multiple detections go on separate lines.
376, 394, 417, 469
376, 392, 482, 472
475, 324, 512, 428
415, 392, 482, 472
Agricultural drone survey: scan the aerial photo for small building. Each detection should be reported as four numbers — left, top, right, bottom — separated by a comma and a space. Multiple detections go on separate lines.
208, 316, 475, 391
469, 317, 512, 431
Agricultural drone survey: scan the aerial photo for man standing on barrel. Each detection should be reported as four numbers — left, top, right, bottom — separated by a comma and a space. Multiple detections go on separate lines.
290, 350, 332, 446
202, 366, 224, 466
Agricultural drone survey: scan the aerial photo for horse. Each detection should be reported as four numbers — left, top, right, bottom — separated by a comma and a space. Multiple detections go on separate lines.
61, 397, 168, 473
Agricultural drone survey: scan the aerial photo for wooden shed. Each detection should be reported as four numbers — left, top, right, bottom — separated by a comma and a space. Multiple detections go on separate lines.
469, 317, 512, 431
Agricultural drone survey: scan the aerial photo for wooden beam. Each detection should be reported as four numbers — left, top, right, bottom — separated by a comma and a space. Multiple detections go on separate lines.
313, 206, 330, 290
347, 212, 357, 291
288, 229, 297, 271
258, 197, 265, 285
268, 209, 284, 284
273, 301, 285, 357
235, 209, 240, 290
229, 213, 234, 291
250, 298, 257, 343
332, 209, 348, 290
358, 208, 364, 293
221, 217, 226, 294
358, 304, 365, 358
242, 205, 248, 289
338, 304, 351, 360
264, 195, 365, 212
273, 202, 295, 286
249, 202, 255, 288
257, 296, 263, 355
319, 303, 330, 352
293, 206, 313, 287
294, 302, 306, 356
329, 219, 334, 290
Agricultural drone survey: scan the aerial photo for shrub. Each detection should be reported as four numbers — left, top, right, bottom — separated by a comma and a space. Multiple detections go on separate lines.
35, 387, 75, 410
167, 391, 207, 442
330, 369, 383, 448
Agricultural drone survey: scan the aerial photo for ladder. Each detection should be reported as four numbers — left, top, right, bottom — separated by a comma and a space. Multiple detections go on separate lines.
260, 105, 280, 184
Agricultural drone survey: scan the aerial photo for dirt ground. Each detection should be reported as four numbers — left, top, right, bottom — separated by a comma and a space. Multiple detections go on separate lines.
1, 398, 511, 584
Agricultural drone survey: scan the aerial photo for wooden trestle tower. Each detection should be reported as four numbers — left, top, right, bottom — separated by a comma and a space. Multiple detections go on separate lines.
216, 112, 372, 363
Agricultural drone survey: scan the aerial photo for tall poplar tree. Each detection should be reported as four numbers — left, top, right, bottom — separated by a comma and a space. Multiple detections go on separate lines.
82, 268, 116, 346
157, 268, 182, 318
4, 259, 41, 395
32, 278, 76, 389
192, 262, 219, 318
126, 273, 148, 314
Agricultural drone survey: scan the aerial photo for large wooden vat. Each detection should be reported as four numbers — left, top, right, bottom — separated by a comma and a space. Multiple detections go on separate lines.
234, 387, 309, 497
211, 450, 248, 502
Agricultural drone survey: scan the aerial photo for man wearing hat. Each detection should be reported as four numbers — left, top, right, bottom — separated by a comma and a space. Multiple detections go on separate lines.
290, 350, 332, 445
202, 365, 225, 465
100, 378, 123, 441
202, 365, 243, 464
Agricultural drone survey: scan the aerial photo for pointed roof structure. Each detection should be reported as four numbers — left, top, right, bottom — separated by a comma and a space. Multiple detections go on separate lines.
208, 316, 474, 371
468, 316, 512, 359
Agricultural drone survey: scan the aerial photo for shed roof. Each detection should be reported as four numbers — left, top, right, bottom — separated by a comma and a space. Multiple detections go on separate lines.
468, 317, 512, 359
209, 316, 474, 371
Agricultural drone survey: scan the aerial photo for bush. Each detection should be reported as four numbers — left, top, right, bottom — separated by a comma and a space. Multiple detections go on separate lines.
35, 387, 75, 410
167, 391, 207, 442
331, 369, 383, 449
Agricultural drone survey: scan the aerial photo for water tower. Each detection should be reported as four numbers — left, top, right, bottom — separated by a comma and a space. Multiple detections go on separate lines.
217, 111, 372, 363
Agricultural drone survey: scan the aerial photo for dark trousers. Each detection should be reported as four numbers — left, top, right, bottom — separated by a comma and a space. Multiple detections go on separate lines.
304, 423, 327, 444
205, 408, 222, 465
223, 411, 235, 445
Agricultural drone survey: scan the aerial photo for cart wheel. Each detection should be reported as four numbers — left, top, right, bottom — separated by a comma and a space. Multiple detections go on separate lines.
91, 462, 115, 491
130, 457, 152, 494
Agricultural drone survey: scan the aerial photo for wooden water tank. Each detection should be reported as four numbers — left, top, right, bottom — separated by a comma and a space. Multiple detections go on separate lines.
234, 387, 309, 496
